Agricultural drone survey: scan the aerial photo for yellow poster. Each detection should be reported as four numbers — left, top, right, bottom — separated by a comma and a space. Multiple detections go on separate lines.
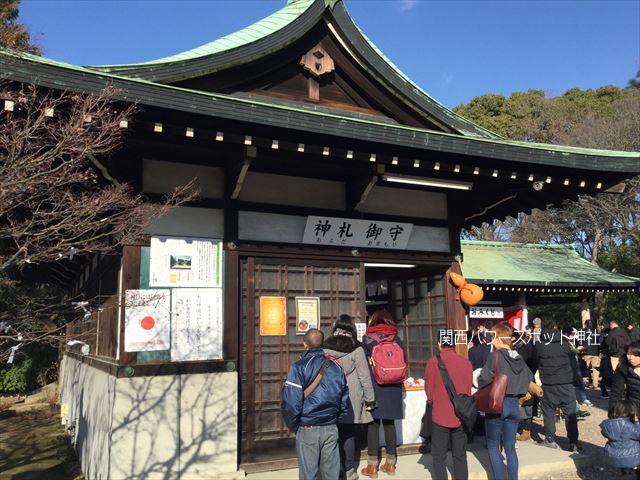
295, 297, 320, 335
259, 296, 287, 336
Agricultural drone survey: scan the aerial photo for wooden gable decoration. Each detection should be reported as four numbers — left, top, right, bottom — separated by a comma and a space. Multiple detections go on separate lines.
300, 45, 335, 77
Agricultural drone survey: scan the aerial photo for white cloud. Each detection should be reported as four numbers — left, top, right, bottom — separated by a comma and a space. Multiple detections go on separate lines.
442, 73, 454, 87
400, 0, 418, 12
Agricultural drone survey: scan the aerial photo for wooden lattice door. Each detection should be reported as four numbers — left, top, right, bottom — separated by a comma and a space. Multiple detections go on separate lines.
240, 258, 364, 464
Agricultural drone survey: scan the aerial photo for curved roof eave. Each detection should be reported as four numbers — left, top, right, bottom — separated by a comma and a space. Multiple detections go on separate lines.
86, 0, 498, 139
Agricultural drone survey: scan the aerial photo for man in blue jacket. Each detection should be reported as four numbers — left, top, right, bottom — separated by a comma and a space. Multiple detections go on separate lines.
282, 328, 349, 480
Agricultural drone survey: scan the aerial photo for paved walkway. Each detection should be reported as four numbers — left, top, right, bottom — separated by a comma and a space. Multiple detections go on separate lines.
244, 440, 589, 479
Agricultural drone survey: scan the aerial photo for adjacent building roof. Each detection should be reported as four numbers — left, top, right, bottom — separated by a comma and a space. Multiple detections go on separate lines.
461, 241, 640, 291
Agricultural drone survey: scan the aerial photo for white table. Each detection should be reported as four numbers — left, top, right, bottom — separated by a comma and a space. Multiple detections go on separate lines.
377, 387, 427, 446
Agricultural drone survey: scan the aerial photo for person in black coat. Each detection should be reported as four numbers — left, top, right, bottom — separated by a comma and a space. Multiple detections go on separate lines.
601, 327, 615, 398
468, 329, 491, 371
627, 324, 640, 343
607, 321, 631, 372
533, 317, 581, 451
610, 341, 640, 412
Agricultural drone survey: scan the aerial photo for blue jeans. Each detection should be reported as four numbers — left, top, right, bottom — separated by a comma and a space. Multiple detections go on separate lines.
296, 424, 340, 480
576, 375, 588, 403
485, 396, 520, 480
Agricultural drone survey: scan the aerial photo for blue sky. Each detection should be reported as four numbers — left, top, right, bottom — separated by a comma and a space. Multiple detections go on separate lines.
19, 0, 640, 108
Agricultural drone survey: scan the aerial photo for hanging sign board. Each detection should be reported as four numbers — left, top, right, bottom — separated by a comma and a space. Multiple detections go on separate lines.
355, 323, 367, 342
260, 296, 287, 336
302, 216, 413, 250
125, 289, 171, 352
295, 297, 320, 335
469, 306, 504, 319
149, 236, 223, 288
171, 288, 223, 362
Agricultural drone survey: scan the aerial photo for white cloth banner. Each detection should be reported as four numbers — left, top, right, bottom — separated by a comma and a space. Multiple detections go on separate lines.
124, 290, 171, 352
150, 236, 223, 288
171, 288, 223, 362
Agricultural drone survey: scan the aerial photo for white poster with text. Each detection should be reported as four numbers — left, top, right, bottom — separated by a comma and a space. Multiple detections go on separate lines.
171, 288, 223, 362
150, 236, 223, 288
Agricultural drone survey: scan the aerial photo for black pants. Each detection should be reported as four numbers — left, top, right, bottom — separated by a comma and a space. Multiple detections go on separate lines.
541, 383, 579, 444
430, 423, 468, 480
367, 419, 397, 458
338, 423, 357, 473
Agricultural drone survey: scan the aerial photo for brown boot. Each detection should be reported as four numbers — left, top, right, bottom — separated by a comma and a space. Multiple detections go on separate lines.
517, 430, 531, 441
361, 465, 378, 478
380, 463, 396, 475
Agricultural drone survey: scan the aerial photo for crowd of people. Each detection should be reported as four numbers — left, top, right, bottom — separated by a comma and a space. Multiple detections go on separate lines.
280, 310, 640, 480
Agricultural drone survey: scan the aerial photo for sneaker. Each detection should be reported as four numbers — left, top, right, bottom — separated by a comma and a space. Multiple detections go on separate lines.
569, 443, 583, 453
577, 410, 591, 418
517, 430, 531, 441
582, 400, 593, 407
540, 439, 559, 449
601, 393, 610, 399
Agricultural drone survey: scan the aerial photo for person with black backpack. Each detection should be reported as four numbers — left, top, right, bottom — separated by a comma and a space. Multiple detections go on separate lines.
424, 329, 473, 480
478, 322, 533, 480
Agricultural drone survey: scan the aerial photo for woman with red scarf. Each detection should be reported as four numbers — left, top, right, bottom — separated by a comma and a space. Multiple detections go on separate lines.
360, 309, 405, 478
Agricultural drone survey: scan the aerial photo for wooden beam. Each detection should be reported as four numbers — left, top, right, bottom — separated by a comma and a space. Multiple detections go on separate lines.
347, 164, 384, 211
227, 146, 256, 200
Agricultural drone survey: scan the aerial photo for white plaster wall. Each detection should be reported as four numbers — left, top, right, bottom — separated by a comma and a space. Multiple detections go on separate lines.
179, 372, 238, 478
110, 374, 181, 480
147, 207, 224, 238
240, 172, 346, 210
62, 357, 240, 480
142, 159, 224, 199
60, 355, 116, 480
359, 186, 447, 219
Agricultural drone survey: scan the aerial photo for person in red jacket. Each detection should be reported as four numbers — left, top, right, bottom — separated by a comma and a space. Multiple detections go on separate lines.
425, 329, 473, 480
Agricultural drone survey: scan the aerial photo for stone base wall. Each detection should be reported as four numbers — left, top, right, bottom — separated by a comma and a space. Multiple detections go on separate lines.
60, 355, 239, 479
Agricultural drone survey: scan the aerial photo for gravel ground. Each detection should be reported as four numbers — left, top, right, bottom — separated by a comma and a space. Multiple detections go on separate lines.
523, 386, 624, 480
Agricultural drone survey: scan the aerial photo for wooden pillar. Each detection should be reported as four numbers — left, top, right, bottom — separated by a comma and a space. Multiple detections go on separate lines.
118, 245, 140, 365
446, 260, 468, 357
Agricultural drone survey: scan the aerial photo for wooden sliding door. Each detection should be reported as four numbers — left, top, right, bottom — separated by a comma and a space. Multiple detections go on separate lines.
240, 257, 363, 464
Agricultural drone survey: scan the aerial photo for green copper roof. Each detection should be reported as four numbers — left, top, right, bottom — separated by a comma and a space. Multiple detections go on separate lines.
461, 241, 640, 289
2, 48, 640, 166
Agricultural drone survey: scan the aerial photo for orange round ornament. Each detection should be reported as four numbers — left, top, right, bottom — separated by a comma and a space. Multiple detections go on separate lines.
459, 283, 484, 306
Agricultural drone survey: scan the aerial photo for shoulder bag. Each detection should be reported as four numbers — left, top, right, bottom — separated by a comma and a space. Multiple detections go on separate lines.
473, 350, 509, 414
436, 354, 477, 432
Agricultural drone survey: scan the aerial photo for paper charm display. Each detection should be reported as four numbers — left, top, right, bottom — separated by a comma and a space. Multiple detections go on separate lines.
449, 272, 484, 306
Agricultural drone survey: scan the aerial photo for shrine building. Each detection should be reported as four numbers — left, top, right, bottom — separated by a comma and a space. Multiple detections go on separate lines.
1, 0, 639, 478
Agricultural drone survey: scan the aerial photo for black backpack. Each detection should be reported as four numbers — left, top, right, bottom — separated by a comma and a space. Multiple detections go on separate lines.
436, 353, 477, 433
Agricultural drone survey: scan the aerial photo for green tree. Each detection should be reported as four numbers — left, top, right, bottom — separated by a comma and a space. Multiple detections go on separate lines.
457, 86, 640, 326
0, 0, 39, 54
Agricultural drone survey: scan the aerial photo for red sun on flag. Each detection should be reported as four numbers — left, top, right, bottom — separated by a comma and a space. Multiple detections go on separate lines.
140, 316, 155, 330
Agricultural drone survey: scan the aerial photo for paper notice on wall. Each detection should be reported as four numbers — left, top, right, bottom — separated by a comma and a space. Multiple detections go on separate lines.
171, 288, 223, 362
355, 323, 367, 342
259, 296, 287, 336
150, 236, 223, 288
295, 297, 320, 335
125, 290, 171, 352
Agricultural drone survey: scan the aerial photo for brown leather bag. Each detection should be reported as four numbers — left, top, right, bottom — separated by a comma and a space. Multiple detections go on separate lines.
473, 350, 509, 414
